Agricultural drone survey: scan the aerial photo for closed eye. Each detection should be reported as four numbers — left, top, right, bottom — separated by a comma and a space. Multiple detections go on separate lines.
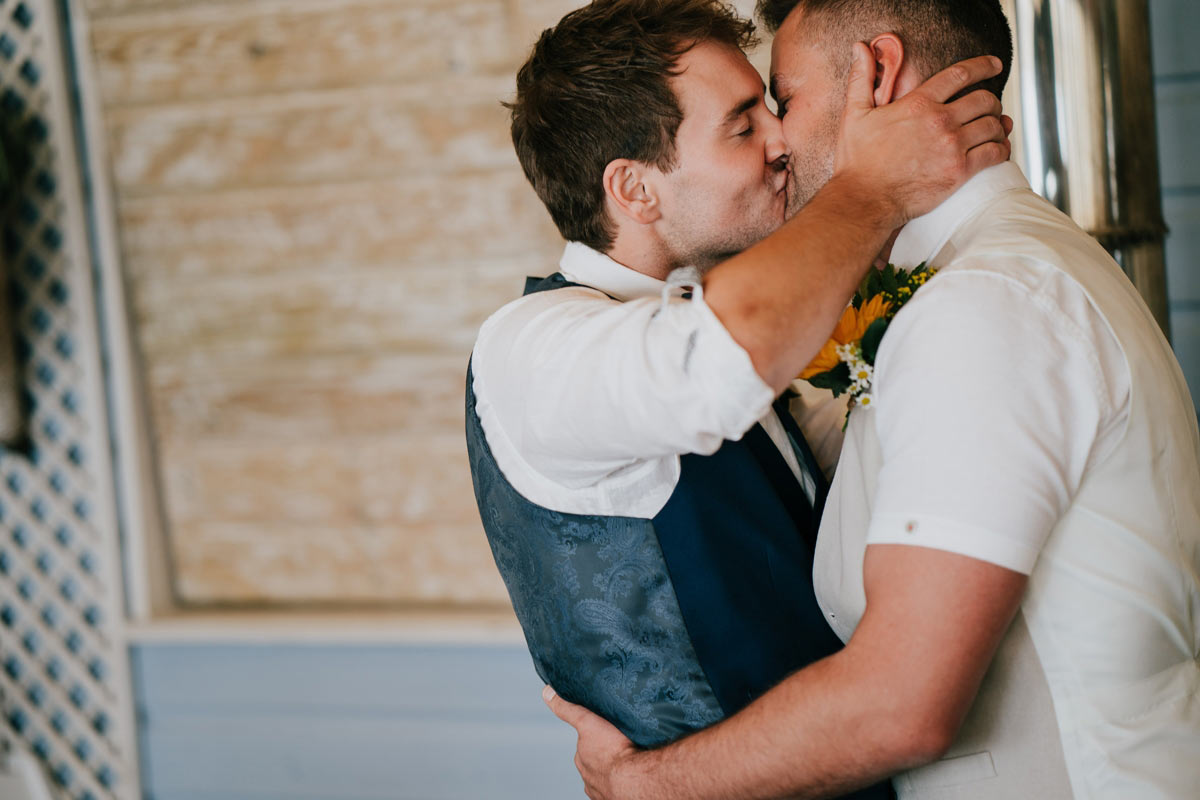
736, 125, 755, 138
776, 100, 790, 119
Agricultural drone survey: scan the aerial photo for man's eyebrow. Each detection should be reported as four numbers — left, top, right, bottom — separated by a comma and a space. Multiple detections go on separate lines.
722, 95, 760, 125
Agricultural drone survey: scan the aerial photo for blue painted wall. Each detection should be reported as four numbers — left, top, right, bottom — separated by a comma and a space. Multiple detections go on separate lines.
131, 643, 582, 800
1154, 0, 1200, 411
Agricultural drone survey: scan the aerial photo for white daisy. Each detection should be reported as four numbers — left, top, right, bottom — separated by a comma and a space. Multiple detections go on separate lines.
850, 360, 873, 387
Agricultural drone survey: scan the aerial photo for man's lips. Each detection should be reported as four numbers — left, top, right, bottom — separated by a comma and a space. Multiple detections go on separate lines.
775, 170, 791, 215
773, 166, 791, 197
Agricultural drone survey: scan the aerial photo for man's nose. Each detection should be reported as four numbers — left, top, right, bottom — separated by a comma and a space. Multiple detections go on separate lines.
764, 116, 790, 167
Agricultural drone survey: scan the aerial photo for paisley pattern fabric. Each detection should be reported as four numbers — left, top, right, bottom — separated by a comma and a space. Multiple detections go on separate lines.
467, 362, 723, 747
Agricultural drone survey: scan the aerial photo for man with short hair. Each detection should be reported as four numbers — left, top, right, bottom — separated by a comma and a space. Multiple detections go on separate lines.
466, 0, 1008, 787
546, 2, 1200, 798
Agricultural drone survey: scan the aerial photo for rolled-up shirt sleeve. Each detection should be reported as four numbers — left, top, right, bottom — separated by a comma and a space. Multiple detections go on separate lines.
864, 268, 1122, 574
473, 285, 774, 492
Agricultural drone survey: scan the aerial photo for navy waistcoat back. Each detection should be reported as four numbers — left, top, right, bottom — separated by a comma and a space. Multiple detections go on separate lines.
466, 274, 891, 800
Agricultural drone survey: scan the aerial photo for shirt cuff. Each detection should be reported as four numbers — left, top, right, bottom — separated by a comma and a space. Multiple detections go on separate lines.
866, 511, 1041, 574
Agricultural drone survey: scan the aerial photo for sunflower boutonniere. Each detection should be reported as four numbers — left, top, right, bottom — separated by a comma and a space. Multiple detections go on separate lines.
799, 263, 936, 426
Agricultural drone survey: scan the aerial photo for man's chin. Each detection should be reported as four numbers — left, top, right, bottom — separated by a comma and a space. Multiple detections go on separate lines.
784, 188, 810, 221
697, 217, 789, 267
786, 170, 834, 220
700, 238, 768, 269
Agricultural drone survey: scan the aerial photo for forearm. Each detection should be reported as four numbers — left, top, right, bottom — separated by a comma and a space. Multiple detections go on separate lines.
614, 545, 1028, 800
551, 549, 1028, 800
704, 175, 895, 392
623, 648, 928, 800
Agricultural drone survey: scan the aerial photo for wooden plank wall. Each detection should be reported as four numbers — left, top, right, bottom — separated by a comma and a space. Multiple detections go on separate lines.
81, 0, 1196, 610
1153, 0, 1200, 412
81, 0, 590, 605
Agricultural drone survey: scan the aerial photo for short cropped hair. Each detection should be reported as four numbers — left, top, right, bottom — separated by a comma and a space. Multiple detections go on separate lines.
756, 0, 1012, 99
507, 0, 758, 252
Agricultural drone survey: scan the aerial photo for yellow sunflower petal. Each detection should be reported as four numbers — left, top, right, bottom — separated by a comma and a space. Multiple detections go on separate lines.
799, 339, 841, 380
847, 296, 892, 341
862, 294, 892, 321
830, 305, 860, 345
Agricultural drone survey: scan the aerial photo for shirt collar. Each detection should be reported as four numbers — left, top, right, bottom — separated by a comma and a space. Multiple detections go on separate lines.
558, 241, 666, 302
890, 161, 1030, 268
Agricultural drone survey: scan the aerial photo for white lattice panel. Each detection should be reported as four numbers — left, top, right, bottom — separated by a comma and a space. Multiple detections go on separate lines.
0, 1, 137, 799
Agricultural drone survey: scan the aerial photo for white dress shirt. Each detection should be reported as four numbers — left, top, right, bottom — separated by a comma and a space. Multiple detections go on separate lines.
867, 167, 1130, 572
816, 162, 1200, 799
471, 242, 823, 519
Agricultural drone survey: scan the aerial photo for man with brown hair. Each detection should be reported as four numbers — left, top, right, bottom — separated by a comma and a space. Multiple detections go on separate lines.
506, 2, 789, 270
547, 2, 1200, 798
466, 0, 1007, 788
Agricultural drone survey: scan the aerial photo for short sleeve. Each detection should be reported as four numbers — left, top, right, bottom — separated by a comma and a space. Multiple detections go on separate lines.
865, 269, 1117, 574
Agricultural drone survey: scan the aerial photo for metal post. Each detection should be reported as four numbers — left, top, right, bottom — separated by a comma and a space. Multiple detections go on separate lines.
1008, 0, 1171, 339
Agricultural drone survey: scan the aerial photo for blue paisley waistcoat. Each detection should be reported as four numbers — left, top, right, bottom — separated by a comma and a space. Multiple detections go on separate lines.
466, 274, 891, 800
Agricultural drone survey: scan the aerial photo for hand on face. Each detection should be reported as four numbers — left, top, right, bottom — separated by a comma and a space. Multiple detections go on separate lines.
543, 685, 648, 800
834, 44, 1012, 226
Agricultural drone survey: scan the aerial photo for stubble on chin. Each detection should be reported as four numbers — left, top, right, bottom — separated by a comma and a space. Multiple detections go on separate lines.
785, 157, 835, 220
784, 96, 843, 219
675, 203, 787, 272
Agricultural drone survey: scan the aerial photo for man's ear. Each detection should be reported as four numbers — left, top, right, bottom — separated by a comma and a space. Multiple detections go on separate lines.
869, 33, 905, 106
602, 159, 662, 225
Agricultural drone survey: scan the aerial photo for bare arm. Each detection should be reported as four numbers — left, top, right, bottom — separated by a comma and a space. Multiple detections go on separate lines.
547, 544, 1027, 800
704, 45, 1009, 392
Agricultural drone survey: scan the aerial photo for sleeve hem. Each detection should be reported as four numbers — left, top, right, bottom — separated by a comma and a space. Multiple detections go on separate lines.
866, 512, 1041, 574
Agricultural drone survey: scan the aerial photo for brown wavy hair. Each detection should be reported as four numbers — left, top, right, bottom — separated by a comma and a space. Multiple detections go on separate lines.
507, 0, 757, 252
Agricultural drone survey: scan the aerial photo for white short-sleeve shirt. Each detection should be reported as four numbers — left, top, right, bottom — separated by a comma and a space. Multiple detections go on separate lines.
818, 163, 1130, 617
814, 161, 1200, 800
864, 265, 1130, 572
